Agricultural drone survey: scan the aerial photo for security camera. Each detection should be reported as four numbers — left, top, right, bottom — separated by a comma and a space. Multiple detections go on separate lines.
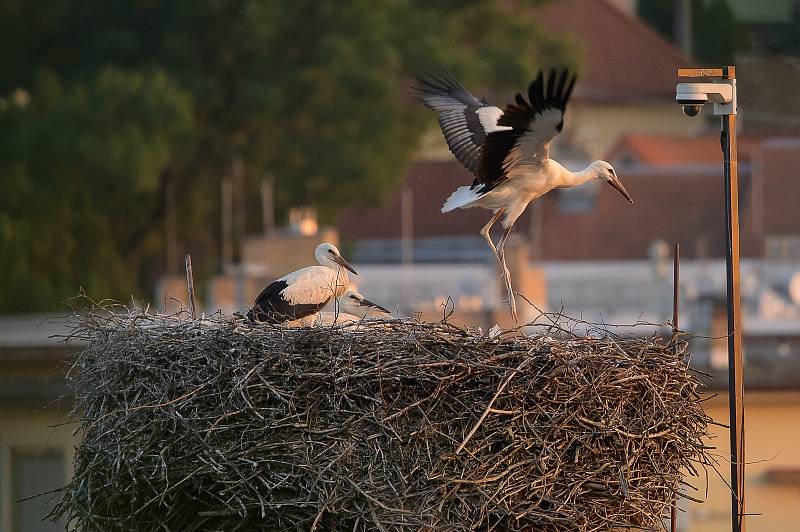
676, 81, 736, 117
682, 103, 703, 117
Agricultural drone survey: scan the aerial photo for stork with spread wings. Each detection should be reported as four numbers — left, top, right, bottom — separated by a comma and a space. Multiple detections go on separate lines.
415, 68, 633, 322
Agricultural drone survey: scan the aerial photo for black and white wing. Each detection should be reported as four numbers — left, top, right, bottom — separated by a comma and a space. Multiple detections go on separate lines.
413, 70, 511, 174
247, 266, 336, 323
473, 68, 577, 194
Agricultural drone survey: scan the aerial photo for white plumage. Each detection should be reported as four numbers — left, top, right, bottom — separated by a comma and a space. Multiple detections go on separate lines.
289, 290, 392, 327
442, 186, 481, 213
415, 68, 634, 322
476, 107, 511, 133
247, 243, 357, 324
279, 266, 350, 306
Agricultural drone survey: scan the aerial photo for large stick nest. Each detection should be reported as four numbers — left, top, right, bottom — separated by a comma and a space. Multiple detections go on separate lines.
54, 309, 714, 531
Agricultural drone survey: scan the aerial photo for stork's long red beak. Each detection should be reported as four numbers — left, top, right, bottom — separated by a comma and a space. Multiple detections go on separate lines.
609, 175, 634, 203
332, 254, 358, 275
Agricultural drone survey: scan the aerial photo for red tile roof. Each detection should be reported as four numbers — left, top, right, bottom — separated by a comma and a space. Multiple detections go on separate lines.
533, 166, 762, 260
533, 0, 690, 101
606, 133, 758, 167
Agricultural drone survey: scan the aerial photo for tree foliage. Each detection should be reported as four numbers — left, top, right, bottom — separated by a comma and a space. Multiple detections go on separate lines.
0, 0, 574, 312
0, 68, 193, 311
637, 0, 750, 64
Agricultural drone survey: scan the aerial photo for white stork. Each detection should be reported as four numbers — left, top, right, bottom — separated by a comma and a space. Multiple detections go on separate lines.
414, 68, 634, 321
292, 290, 393, 326
247, 243, 357, 323
338, 290, 392, 319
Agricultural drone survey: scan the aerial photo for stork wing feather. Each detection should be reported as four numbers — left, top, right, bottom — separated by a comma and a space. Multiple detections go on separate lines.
473, 69, 576, 193
250, 266, 341, 323
413, 70, 510, 174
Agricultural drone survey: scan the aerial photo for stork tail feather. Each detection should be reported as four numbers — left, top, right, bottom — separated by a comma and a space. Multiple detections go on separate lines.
442, 186, 481, 213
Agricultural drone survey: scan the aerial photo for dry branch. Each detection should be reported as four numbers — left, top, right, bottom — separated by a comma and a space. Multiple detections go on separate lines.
53, 308, 714, 531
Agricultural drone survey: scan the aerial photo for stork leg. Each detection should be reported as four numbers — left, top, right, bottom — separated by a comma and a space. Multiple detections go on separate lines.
480, 209, 505, 262
497, 224, 518, 323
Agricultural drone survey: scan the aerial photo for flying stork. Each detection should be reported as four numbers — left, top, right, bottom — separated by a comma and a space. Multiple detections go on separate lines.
414, 68, 634, 321
292, 290, 393, 326
247, 243, 357, 324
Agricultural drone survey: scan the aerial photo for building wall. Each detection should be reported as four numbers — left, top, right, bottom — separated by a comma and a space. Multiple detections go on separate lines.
0, 407, 75, 532
205, 229, 340, 313
568, 102, 708, 160
683, 392, 800, 531
241, 228, 339, 280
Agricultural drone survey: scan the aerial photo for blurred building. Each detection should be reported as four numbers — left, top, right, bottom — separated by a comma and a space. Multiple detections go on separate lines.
417, 0, 702, 165
0, 315, 76, 532
691, 390, 800, 532
155, 207, 340, 315
533, 0, 703, 159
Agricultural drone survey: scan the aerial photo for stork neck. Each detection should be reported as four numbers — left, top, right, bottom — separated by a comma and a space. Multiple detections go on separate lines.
561, 165, 599, 187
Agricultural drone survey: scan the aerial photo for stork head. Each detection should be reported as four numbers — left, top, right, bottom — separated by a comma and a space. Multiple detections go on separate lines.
315, 243, 358, 274
591, 160, 633, 203
340, 290, 391, 318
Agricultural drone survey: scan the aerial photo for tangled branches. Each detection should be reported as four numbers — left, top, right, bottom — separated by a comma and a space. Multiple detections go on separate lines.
53, 309, 714, 531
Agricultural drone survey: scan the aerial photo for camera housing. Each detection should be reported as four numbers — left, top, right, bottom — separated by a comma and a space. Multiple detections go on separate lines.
675, 81, 736, 117
681, 104, 703, 117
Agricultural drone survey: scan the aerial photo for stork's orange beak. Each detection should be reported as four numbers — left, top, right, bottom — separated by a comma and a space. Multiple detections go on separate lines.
608, 175, 633, 203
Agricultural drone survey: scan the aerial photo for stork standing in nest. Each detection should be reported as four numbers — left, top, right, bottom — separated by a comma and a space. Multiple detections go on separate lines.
414, 68, 634, 322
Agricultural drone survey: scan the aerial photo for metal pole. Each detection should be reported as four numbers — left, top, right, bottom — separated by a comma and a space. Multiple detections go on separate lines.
261, 175, 275, 236
721, 65, 745, 532
400, 185, 414, 265
672, 243, 680, 334
166, 172, 177, 275
677, 64, 744, 532
222, 178, 233, 272
675, 0, 692, 58
232, 155, 246, 263
671, 243, 680, 532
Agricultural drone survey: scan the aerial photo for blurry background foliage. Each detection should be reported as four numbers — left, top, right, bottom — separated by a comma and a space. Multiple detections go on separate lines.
0, 0, 577, 312
638, 0, 750, 64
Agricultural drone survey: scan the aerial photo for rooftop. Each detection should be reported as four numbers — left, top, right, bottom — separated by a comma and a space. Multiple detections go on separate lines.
607, 133, 758, 167
0, 314, 78, 349
533, 0, 690, 101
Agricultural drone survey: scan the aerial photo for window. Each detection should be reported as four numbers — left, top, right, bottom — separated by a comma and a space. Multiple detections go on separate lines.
12, 449, 66, 532
766, 235, 800, 261
557, 180, 600, 213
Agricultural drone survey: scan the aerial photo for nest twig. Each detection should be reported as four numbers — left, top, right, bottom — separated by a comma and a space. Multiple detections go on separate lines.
52, 307, 714, 531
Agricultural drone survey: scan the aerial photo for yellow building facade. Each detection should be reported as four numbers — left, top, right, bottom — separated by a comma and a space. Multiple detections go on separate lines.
683, 391, 800, 531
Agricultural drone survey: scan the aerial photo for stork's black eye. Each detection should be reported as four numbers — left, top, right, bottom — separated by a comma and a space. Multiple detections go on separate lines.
350, 295, 357, 300
328, 249, 335, 254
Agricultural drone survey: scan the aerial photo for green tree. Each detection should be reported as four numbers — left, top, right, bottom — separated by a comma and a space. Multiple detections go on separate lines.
0, 0, 574, 312
0, 68, 193, 311
637, 0, 750, 64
